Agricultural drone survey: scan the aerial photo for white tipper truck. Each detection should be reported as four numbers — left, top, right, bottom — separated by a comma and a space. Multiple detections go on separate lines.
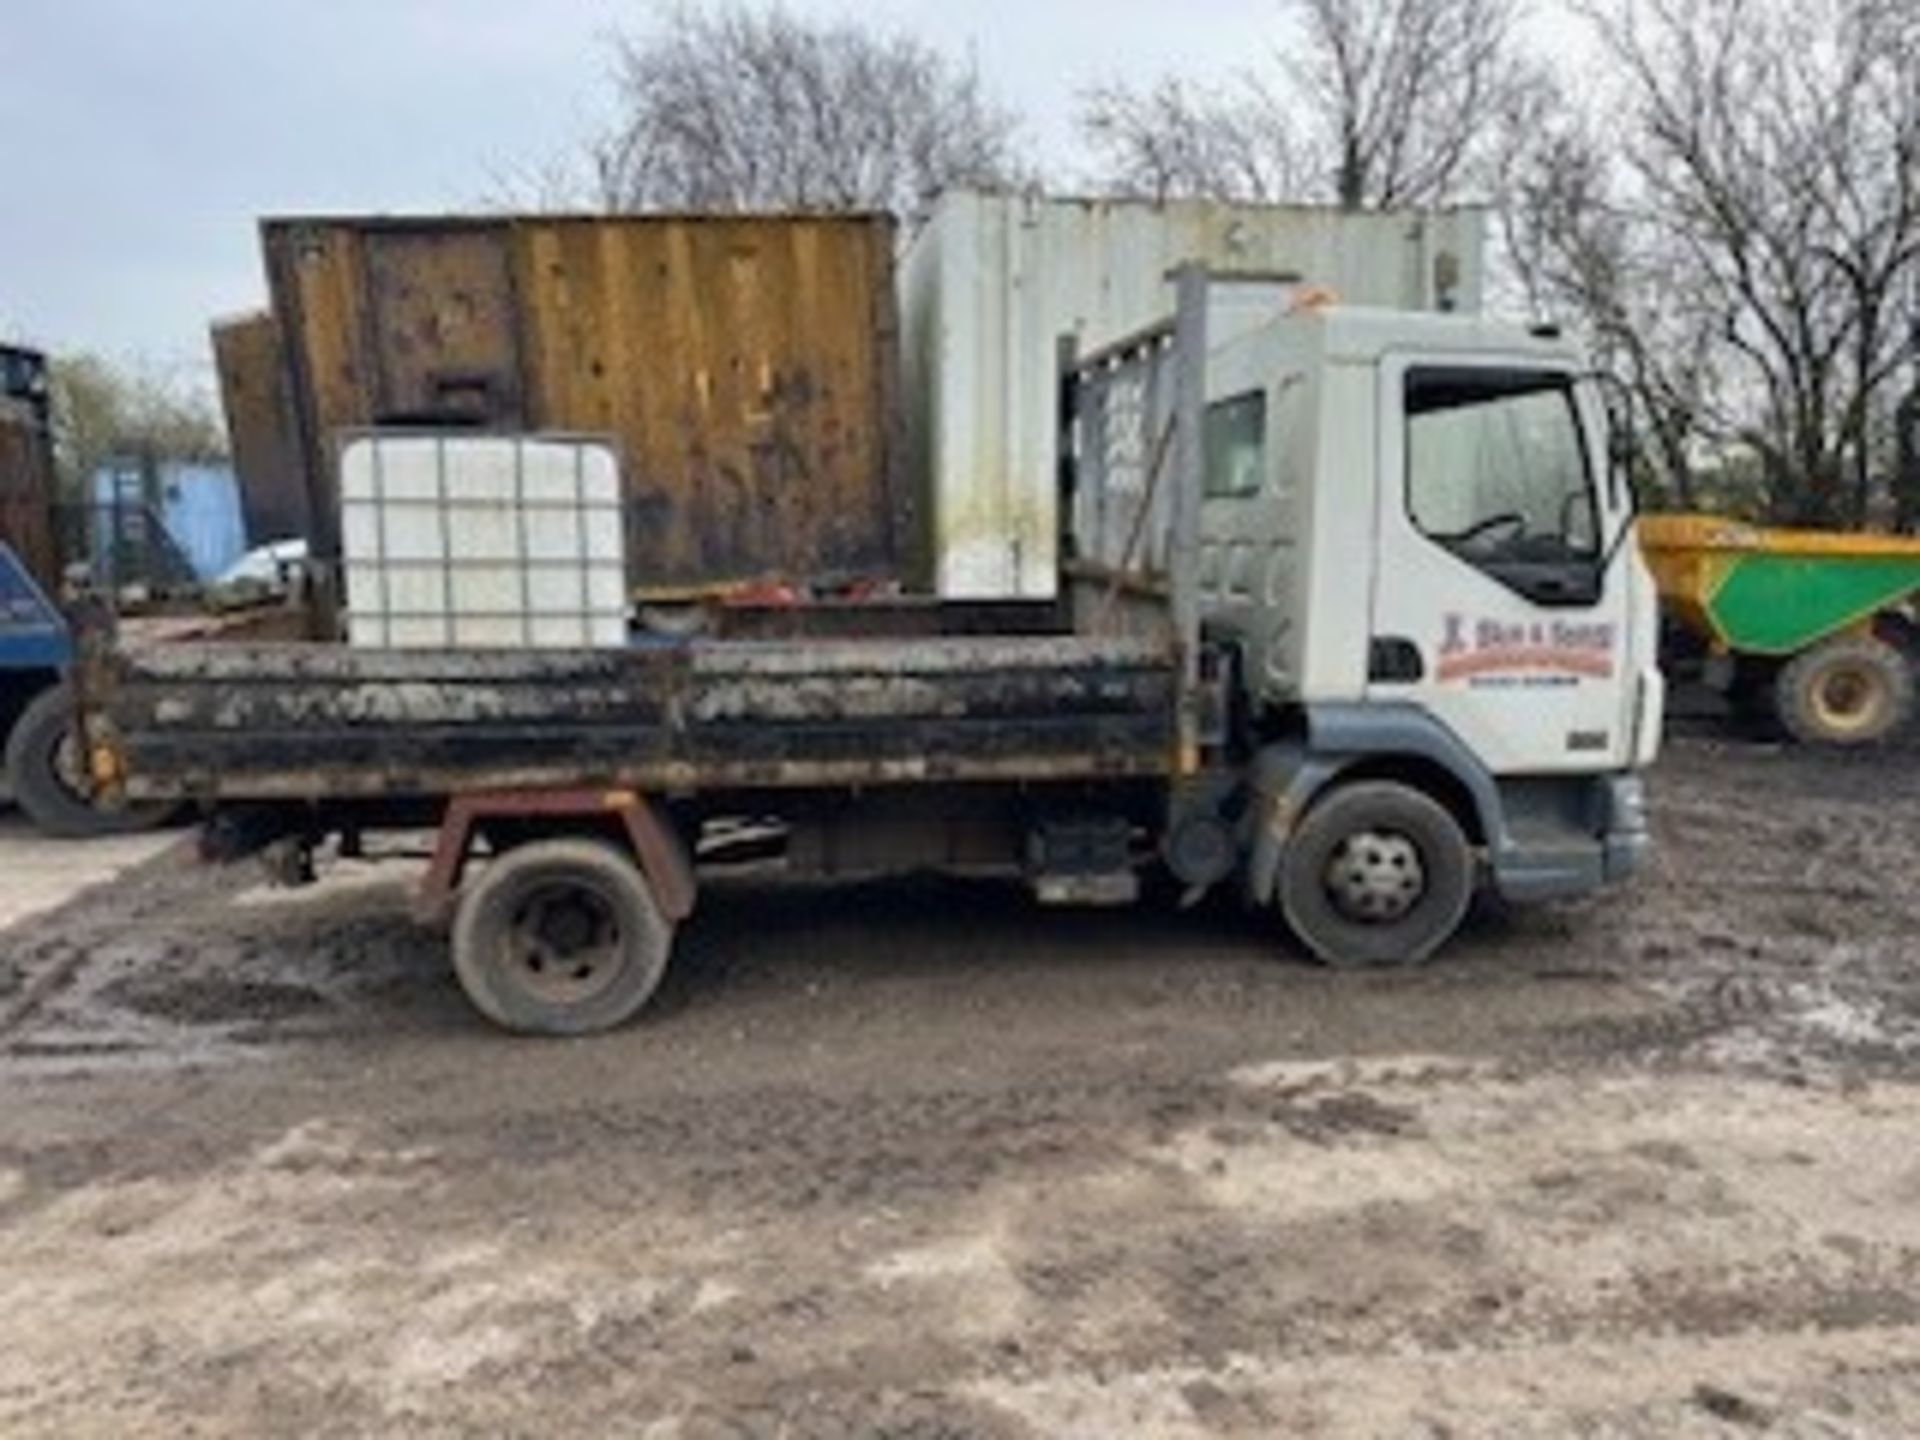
86, 271, 1662, 1034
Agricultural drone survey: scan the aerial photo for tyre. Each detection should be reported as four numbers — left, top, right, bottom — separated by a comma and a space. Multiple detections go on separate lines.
451, 838, 674, 1036
4, 686, 176, 839
1773, 635, 1914, 746
1278, 781, 1475, 969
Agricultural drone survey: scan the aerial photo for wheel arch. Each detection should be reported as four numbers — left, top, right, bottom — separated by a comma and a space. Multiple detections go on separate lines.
1872, 607, 1920, 659
1324, 754, 1487, 845
420, 789, 697, 927
1245, 705, 1501, 907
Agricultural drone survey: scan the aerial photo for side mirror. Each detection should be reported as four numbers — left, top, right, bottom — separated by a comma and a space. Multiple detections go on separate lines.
1608, 414, 1635, 471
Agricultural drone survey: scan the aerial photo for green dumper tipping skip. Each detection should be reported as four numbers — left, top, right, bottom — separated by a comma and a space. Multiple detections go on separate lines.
1640, 514, 1920, 746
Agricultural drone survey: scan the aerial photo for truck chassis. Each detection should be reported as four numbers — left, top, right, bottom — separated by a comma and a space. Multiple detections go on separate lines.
99, 632, 1189, 1035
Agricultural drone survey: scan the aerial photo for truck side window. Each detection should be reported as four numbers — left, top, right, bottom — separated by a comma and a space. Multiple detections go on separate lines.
1204, 390, 1267, 499
1405, 367, 1601, 605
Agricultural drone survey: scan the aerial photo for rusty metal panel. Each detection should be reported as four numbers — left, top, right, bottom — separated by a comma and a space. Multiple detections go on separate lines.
263, 214, 901, 599
263, 220, 374, 563
360, 226, 524, 426
515, 215, 901, 596
0, 346, 57, 594
105, 635, 1177, 801
212, 312, 310, 544
0, 412, 57, 592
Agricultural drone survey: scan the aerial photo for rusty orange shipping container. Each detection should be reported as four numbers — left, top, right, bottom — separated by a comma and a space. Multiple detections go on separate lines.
0, 346, 58, 594
261, 214, 907, 598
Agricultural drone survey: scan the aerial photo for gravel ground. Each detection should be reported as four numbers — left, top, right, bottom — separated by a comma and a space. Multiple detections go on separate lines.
0, 812, 181, 936
2, 735, 1919, 1437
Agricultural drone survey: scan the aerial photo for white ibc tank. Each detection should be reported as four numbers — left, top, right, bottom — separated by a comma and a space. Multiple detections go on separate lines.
340, 432, 628, 650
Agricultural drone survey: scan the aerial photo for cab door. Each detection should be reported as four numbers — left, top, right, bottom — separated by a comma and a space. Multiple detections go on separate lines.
1195, 330, 1307, 697
1367, 354, 1636, 775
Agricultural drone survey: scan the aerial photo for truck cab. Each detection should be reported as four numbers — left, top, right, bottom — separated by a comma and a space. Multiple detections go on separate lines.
1190, 300, 1661, 964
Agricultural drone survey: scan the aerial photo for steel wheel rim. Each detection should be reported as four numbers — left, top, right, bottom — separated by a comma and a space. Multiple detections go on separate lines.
502, 878, 624, 1005
1812, 664, 1884, 734
1324, 829, 1427, 924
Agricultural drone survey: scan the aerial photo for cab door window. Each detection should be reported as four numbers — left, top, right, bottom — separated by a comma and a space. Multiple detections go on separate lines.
1204, 390, 1267, 499
1405, 367, 1601, 606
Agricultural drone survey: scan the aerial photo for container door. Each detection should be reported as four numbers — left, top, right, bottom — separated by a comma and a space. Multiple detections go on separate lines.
1368, 353, 1636, 775
0, 414, 58, 595
0, 351, 57, 594
361, 228, 525, 428
213, 313, 309, 546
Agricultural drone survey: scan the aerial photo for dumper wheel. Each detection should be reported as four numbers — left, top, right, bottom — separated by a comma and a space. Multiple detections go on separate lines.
1774, 636, 1913, 747
5, 686, 176, 840
452, 839, 674, 1036
1278, 781, 1474, 969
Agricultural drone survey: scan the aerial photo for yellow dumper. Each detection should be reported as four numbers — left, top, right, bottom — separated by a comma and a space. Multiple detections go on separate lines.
1640, 514, 1920, 745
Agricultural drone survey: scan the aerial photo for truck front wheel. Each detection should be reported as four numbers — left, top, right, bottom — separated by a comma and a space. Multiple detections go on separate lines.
1278, 781, 1474, 969
5, 686, 176, 839
1774, 635, 1913, 746
451, 838, 674, 1036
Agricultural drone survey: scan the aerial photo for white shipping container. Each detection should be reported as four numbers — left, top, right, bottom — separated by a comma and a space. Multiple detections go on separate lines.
340, 433, 629, 650
901, 191, 1488, 599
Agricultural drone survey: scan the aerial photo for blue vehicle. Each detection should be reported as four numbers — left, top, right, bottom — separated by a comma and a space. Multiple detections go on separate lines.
0, 347, 170, 836
0, 539, 86, 830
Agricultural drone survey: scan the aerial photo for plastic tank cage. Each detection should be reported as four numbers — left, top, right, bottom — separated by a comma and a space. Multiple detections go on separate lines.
340, 432, 629, 651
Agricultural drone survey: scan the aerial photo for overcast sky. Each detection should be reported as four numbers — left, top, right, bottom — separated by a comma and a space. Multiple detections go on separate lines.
0, 0, 1285, 384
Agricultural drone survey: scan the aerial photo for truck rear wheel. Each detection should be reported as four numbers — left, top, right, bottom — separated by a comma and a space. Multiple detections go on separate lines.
451, 838, 673, 1036
1774, 636, 1913, 746
5, 686, 175, 839
1278, 781, 1474, 969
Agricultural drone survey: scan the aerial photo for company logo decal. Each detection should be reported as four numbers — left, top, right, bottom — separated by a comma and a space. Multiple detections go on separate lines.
1437, 614, 1618, 687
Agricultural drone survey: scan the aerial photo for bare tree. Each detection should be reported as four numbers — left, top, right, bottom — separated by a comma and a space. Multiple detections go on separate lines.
1079, 0, 1532, 210
591, 4, 1025, 219
1500, 86, 1720, 506
1081, 78, 1305, 204
49, 355, 226, 500
1291, 0, 1530, 208
1519, 0, 1920, 526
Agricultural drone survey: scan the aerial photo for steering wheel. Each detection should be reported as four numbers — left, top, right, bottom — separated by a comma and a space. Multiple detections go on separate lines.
1447, 512, 1526, 547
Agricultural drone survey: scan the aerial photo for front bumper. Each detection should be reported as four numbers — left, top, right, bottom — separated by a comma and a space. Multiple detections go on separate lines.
1491, 772, 1653, 903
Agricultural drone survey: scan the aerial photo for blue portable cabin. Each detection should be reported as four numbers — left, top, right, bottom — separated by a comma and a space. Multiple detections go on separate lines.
88, 458, 247, 590
160, 461, 247, 579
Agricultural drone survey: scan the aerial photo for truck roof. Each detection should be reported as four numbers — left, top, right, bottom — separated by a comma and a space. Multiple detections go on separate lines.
1284, 304, 1585, 367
